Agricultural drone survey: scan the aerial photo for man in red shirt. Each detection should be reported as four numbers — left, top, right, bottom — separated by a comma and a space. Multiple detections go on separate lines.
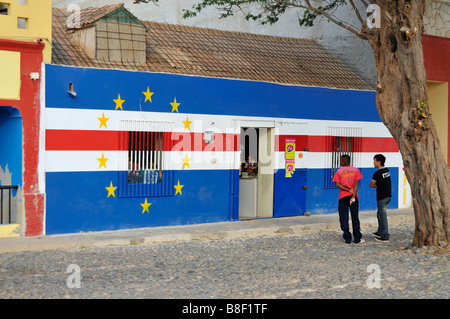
332, 155, 364, 244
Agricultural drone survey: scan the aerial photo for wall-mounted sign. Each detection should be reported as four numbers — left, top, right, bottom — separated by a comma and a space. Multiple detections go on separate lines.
285, 138, 296, 159
285, 159, 295, 178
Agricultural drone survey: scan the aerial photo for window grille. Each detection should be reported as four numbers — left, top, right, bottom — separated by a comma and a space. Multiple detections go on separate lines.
324, 127, 362, 189
118, 120, 174, 197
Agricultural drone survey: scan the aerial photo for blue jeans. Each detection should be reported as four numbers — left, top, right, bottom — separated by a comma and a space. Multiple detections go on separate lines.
338, 195, 362, 243
376, 197, 391, 239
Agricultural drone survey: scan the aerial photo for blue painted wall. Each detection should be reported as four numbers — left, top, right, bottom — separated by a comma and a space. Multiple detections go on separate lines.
46, 65, 379, 122
305, 167, 399, 214
46, 170, 233, 234
0, 107, 22, 188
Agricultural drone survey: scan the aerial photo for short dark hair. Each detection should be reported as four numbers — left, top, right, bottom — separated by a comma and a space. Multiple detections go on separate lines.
340, 154, 351, 164
374, 154, 386, 166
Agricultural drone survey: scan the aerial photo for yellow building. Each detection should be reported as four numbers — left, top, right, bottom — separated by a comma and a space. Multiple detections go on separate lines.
0, 0, 52, 63
428, 81, 448, 164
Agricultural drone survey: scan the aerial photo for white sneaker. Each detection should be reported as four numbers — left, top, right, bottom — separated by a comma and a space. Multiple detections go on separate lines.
355, 239, 365, 244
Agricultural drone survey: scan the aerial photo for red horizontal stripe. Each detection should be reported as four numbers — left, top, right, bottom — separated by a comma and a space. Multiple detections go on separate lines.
276, 135, 309, 152
276, 135, 399, 153
46, 130, 123, 151
169, 132, 239, 152
360, 137, 399, 152
47, 130, 399, 153
46, 130, 240, 152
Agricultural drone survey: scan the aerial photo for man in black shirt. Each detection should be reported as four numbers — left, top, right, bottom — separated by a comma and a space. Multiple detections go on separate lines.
369, 154, 392, 242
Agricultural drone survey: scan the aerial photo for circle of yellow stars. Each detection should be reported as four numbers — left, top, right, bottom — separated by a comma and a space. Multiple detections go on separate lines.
100, 87, 193, 215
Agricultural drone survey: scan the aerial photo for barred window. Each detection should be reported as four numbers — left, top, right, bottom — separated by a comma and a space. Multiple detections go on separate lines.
128, 131, 163, 184
119, 120, 174, 197
325, 127, 362, 189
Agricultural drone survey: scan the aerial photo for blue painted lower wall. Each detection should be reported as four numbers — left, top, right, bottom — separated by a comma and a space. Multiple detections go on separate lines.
46, 167, 399, 235
305, 167, 399, 214
45, 170, 234, 235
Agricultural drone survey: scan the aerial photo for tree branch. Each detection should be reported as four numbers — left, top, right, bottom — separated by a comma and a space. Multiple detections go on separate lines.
294, 1, 368, 40
134, 0, 369, 40
348, 0, 365, 26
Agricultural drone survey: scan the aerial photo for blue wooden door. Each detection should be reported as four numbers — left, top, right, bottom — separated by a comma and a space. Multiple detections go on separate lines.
273, 169, 307, 217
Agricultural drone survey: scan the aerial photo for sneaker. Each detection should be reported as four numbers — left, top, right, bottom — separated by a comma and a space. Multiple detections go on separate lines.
355, 239, 365, 244
372, 232, 381, 238
375, 237, 389, 243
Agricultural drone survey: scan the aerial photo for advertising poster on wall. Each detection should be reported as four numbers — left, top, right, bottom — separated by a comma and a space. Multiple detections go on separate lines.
285, 138, 296, 177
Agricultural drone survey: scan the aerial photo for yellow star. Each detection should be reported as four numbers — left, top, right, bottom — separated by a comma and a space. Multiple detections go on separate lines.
182, 154, 191, 169
97, 153, 109, 169
182, 116, 192, 131
170, 97, 180, 113
140, 198, 152, 214
98, 112, 109, 128
143, 87, 154, 103
105, 181, 117, 198
174, 180, 184, 195
114, 94, 125, 110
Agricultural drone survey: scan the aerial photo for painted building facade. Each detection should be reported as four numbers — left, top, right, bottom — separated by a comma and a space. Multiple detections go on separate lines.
2, 3, 424, 237
40, 4, 410, 235
0, 0, 51, 237
44, 64, 406, 235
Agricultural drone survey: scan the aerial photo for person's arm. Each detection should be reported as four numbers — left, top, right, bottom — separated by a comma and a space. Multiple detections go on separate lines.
352, 180, 359, 197
348, 180, 359, 205
335, 182, 352, 193
370, 171, 378, 188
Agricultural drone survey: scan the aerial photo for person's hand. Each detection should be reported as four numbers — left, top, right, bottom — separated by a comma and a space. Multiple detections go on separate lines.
350, 197, 356, 205
349, 188, 354, 194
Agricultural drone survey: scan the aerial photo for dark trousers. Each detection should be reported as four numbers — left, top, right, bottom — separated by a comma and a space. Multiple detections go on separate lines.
338, 195, 362, 243
376, 196, 391, 239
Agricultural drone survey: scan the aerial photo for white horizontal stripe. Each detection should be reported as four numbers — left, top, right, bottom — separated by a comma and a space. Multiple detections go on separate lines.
46, 150, 403, 173
303, 119, 392, 138
45, 151, 240, 172
273, 152, 403, 170
46, 151, 120, 172
46, 108, 235, 133
46, 108, 393, 138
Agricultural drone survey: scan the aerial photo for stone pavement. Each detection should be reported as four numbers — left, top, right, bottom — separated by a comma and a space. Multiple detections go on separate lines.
0, 208, 414, 253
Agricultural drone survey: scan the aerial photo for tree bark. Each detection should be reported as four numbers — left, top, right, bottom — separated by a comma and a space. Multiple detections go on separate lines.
366, 1, 450, 247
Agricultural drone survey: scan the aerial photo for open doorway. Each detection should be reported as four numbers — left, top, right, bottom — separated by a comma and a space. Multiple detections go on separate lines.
238, 124, 275, 219
0, 106, 23, 229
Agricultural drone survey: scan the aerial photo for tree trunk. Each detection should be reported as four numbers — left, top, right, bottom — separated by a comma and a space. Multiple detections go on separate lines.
366, 1, 450, 247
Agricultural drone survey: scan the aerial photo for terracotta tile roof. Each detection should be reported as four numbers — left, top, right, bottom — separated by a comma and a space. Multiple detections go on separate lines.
51, 5, 372, 90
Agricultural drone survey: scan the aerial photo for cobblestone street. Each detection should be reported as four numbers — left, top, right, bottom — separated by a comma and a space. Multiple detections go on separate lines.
0, 224, 448, 299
